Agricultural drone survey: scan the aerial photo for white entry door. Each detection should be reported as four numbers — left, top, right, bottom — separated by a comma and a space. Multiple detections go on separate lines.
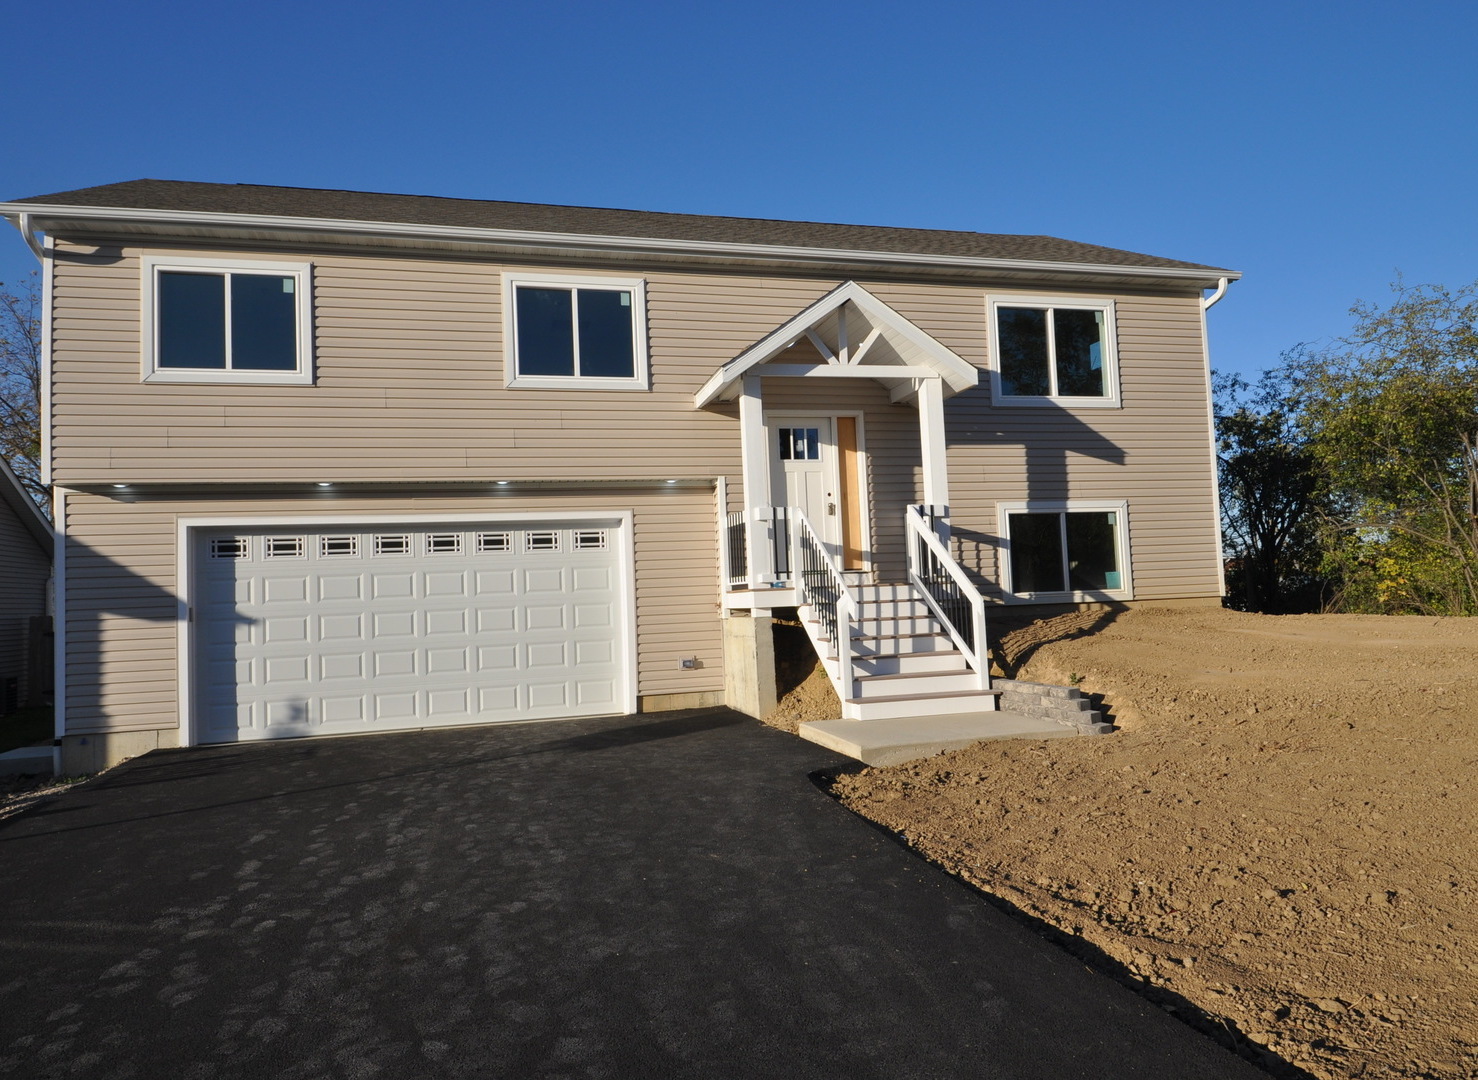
769, 415, 842, 557
191, 520, 627, 744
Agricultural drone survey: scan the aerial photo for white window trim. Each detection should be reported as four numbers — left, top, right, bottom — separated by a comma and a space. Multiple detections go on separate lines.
985, 295, 1120, 408
141, 255, 314, 385
996, 499, 1134, 603
502, 271, 649, 390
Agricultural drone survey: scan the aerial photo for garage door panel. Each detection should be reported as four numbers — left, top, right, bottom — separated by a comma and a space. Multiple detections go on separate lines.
318, 574, 364, 601
372, 573, 415, 599
525, 605, 566, 630
265, 576, 309, 603
319, 613, 364, 640
374, 649, 417, 677
578, 680, 616, 706
321, 696, 366, 724
374, 611, 416, 637
264, 617, 308, 643
195, 522, 626, 744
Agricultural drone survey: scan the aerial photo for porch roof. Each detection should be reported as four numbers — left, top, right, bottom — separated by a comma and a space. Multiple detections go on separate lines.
694, 281, 980, 408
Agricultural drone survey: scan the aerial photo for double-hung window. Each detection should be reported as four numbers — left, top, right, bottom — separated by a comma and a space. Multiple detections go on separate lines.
987, 296, 1119, 407
141, 256, 313, 384
504, 273, 649, 390
998, 501, 1132, 601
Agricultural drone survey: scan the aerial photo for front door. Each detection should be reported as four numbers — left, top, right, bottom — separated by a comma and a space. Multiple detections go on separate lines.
769, 415, 842, 561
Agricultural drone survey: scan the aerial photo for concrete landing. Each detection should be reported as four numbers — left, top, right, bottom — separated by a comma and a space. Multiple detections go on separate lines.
799, 710, 1078, 766
0, 744, 54, 777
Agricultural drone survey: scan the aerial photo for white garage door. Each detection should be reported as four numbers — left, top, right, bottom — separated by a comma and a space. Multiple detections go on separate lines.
192, 520, 627, 743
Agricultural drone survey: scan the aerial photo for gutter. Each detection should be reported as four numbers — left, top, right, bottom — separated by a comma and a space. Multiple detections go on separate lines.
13, 212, 44, 261
0, 202, 1242, 287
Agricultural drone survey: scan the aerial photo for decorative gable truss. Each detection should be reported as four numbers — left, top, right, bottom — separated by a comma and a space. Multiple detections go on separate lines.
693, 281, 979, 408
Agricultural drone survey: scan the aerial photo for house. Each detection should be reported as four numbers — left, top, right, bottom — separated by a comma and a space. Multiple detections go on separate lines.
0, 454, 51, 715
1, 180, 1237, 772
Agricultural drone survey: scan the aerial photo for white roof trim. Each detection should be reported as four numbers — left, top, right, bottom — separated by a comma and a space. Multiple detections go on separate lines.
694, 281, 979, 408
0, 456, 51, 552
0, 202, 1241, 285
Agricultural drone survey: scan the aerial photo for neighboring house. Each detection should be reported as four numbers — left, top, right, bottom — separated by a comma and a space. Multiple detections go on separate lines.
0, 455, 51, 714
1, 180, 1237, 772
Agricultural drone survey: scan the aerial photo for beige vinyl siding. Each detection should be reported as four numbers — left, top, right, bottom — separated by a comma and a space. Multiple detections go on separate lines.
885, 284, 1220, 602
60, 489, 721, 738
51, 242, 836, 488
50, 239, 1221, 607
0, 502, 50, 705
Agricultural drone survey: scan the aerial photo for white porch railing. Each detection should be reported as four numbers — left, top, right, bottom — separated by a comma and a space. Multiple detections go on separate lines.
721, 507, 793, 589
789, 507, 858, 709
905, 504, 990, 691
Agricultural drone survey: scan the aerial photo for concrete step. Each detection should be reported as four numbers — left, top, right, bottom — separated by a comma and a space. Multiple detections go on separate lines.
853, 669, 980, 699
846, 688, 1002, 721
0, 745, 53, 777
800, 710, 1080, 766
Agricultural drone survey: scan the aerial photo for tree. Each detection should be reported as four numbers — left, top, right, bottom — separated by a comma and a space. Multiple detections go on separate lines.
1214, 369, 1328, 613
0, 271, 44, 509
1286, 278, 1478, 615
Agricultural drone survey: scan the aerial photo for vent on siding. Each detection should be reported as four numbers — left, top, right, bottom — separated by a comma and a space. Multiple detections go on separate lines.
209, 537, 249, 559
573, 530, 607, 551
374, 534, 411, 555
265, 536, 306, 558
524, 531, 560, 553
426, 533, 464, 555
476, 532, 512, 553
320, 535, 360, 558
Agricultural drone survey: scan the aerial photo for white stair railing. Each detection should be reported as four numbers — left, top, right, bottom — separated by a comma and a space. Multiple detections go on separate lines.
905, 505, 990, 691
789, 507, 858, 710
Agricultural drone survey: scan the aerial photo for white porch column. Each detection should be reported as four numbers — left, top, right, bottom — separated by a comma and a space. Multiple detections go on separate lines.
738, 375, 774, 585
918, 376, 951, 541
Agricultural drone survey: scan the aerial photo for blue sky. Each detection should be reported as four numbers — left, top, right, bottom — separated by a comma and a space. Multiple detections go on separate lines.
2, 0, 1474, 380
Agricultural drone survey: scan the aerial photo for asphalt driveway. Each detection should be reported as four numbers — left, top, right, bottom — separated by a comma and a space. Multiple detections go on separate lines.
0, 710, 1265, 1079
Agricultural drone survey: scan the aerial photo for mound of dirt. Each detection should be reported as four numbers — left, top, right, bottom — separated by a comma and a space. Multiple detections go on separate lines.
832, 606, 1478, 1079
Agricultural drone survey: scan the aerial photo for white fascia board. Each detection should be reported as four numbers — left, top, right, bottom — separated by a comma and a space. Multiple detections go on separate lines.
0, 202, 1243, 285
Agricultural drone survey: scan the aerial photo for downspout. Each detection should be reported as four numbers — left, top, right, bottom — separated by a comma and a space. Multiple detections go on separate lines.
1199, 276, 1231, 599
1201, 276, 1229, 311
14, 212, 45, 262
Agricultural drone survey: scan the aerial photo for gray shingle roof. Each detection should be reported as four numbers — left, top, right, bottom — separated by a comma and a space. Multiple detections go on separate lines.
11, 179, 1231, 274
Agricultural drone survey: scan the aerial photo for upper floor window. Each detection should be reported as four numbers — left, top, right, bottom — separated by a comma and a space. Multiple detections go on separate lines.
503, 273, 649, 390
142, 256, 313, 384
986, 296, 1119, 407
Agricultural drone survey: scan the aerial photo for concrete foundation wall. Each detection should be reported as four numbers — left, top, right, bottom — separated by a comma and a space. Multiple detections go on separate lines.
722, 612, 777, 721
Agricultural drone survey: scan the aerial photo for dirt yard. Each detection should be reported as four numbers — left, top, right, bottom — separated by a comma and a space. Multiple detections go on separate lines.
829, 607, 1477, 1080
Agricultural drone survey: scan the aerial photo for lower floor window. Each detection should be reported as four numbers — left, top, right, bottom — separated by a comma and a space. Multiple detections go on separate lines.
1002, 504, 1128, 598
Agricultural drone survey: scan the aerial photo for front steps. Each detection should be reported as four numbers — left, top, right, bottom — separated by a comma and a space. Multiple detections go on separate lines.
795, 582, 1111, 763
805, 583, 1000, 721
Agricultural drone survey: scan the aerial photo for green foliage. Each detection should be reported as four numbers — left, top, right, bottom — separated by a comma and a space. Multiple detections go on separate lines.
0, 272, 44, 510
1286, 278, 1478, 615
1214, 370, 1328, 613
